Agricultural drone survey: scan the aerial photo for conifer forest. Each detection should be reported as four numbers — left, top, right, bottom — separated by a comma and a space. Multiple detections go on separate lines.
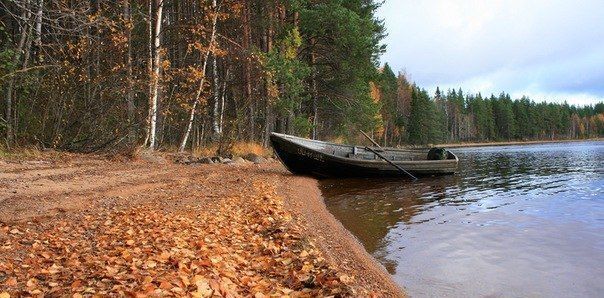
1, 0, 603, 152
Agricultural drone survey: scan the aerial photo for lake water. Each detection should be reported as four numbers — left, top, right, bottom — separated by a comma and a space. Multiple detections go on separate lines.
320, 141, 604, 297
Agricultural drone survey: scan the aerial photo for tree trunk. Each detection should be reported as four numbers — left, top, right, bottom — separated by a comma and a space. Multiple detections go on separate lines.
34, 0, 43, 49
148, 0, 164, 150
262, 1, 275, 146
179, 0, 218, 152
124, 0, 136, 144
310, 46, 318, 140
143, 0, 153, 147
211, 54, 220, 138
219, 68, 229, 134
4, 0, 31, 148
242, 1, 253, 141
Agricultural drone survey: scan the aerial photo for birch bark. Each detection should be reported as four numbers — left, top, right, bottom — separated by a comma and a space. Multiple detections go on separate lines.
211, 54, 220, 138
148, 0, 164, 150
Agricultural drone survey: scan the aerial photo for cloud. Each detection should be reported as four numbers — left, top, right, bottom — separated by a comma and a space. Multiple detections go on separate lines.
378, 0, 604, 105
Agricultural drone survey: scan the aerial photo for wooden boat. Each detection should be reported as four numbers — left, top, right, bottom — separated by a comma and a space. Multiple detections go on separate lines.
270, 132, 458, 178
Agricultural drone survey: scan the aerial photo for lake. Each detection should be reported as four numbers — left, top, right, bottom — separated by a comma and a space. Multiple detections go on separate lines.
320, 141, 604, 297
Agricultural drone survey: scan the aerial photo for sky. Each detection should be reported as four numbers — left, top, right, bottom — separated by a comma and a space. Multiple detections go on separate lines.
377, 0, 604, 106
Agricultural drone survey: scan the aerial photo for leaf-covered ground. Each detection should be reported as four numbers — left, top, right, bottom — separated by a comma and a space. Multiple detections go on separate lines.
0, 157, 401, 297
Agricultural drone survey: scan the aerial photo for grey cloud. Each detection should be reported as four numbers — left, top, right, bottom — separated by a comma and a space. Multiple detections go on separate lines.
378, 0, 604, 104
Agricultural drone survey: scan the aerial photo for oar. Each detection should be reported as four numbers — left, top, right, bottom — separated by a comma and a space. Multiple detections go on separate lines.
360, 130, 417, 180
360, 130, 381, 148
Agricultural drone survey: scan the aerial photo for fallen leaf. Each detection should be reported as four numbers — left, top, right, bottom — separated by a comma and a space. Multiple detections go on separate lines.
159, 281, 172, 290
4, 277, 17, 286
192, 276, 213, 297
49, 263, 62, 274
26, 278, 37, 288
71, 280, 82, 289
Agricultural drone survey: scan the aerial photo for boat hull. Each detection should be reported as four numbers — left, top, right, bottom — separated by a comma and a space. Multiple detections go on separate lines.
270, 133, 458, 178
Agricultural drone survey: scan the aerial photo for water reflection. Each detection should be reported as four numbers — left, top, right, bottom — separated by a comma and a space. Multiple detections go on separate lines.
320, 141, 604, 297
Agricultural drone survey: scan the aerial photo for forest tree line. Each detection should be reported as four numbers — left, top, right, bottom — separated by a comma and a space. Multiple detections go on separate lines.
373, 64, 604, 146
1, 0, 385, 152
1, 0, 602, 153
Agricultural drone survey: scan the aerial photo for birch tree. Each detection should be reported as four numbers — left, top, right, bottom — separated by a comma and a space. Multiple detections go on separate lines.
147, 0, 164, 150
179, 0, 218, 152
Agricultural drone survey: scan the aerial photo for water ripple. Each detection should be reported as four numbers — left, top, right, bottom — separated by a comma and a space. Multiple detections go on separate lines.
321, 141, 604, 298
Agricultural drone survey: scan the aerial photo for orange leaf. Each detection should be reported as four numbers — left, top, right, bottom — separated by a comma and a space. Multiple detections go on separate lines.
4, 277, 17, 287
159, 281, 172, 290
71, 280, 82, 289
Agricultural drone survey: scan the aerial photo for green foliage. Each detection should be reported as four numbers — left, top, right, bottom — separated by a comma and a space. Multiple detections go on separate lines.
291, 115, 313, 137
263, 28, 310, 114
468, 93, 495, 140
378, 63, 398, 118
407, 87, 445, 145
492, 93, 516, 140
300, 0, 385, 135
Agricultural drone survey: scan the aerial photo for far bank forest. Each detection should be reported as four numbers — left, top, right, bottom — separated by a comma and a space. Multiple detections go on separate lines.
2, 1, 603, 153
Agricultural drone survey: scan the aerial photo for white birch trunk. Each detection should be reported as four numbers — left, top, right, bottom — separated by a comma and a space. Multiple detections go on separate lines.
219, 68, 229, 134
143, 0, 152, 147
211, 54, 220, 137
178, 0, 218, 152
148, 0, 163, 150
34, 0, 43, 48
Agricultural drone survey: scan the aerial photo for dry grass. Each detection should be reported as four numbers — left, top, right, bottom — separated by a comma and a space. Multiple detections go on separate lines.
0, 145, 69, 161
192, 142, 271, 157
232, 142, 271, 157
0, 141, 272, 162
191, 145, 218, 157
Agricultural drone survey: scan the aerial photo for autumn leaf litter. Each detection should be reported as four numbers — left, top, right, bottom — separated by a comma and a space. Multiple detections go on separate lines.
0, 180, 359, 297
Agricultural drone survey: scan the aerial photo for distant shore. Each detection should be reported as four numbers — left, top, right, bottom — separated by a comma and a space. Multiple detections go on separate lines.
435, 138, 603, 149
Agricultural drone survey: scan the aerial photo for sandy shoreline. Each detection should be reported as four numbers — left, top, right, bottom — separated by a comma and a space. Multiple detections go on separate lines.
276, 175, 404, 297
0, 155, 404, 296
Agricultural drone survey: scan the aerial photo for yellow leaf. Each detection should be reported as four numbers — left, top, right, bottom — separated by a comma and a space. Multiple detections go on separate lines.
26, 278, 37, 288
145, 260, 157, 268
0, 292, 10, 298
194, 277, 213, 298
49, 263, 62, 274
142, 276, 153, 284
